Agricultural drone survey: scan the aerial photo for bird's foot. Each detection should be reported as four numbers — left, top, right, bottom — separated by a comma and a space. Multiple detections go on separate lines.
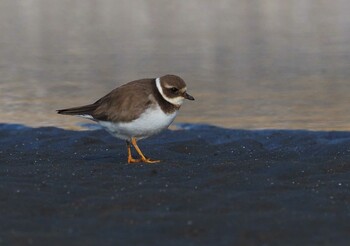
127, 156, 160, 164
141, 157, 161, 164
127, 157, 142, 163
127, 138, 161, 164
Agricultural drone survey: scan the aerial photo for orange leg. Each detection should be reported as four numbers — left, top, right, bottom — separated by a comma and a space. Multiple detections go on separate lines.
126, 141, 142, 163
131, 137, 160, 164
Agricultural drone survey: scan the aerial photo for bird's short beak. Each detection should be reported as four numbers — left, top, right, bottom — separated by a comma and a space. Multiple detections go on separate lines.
184, 92, 195, 101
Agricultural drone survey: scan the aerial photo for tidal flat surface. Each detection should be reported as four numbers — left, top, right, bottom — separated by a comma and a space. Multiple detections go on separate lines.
1, 123, 350, 245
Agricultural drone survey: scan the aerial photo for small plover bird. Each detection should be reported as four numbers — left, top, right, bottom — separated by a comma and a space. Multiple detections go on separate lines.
57, 74, 194, 163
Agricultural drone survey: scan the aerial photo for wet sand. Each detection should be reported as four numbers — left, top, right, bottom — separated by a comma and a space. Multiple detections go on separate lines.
1, 1, 350, 130
1, 123, 349, 245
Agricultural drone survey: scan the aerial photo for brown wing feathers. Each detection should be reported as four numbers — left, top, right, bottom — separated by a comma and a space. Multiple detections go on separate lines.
57, 79, 157, 122
57, 78, 179, 122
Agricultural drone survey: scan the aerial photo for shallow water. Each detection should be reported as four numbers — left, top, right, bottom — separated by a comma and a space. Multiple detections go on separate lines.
1, 0, 350, 130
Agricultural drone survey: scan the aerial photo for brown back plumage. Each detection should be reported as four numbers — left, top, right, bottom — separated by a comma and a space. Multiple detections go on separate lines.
57, 78, 178, 122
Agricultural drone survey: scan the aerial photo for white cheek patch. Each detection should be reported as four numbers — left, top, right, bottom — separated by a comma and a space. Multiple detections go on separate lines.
156, 77, 184, 106
168, 96, 184, 106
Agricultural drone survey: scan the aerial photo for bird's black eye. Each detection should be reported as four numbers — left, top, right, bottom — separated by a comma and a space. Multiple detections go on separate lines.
170, 87, 178, 93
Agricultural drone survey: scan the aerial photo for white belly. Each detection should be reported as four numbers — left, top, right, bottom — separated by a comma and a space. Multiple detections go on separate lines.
99, 106, 177, 140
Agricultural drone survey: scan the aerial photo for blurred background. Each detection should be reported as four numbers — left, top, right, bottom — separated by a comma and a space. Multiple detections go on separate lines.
0, 0, 350, 130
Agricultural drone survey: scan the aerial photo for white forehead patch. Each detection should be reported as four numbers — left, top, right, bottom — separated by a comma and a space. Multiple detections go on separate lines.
164, 84, 187, 94
156, 77, 184, 106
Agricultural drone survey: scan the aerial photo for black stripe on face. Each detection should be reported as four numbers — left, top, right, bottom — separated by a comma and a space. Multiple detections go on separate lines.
163, 86, 181, 98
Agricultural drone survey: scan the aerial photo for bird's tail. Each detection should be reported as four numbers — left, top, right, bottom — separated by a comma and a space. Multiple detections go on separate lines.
57, 104, 98, 116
